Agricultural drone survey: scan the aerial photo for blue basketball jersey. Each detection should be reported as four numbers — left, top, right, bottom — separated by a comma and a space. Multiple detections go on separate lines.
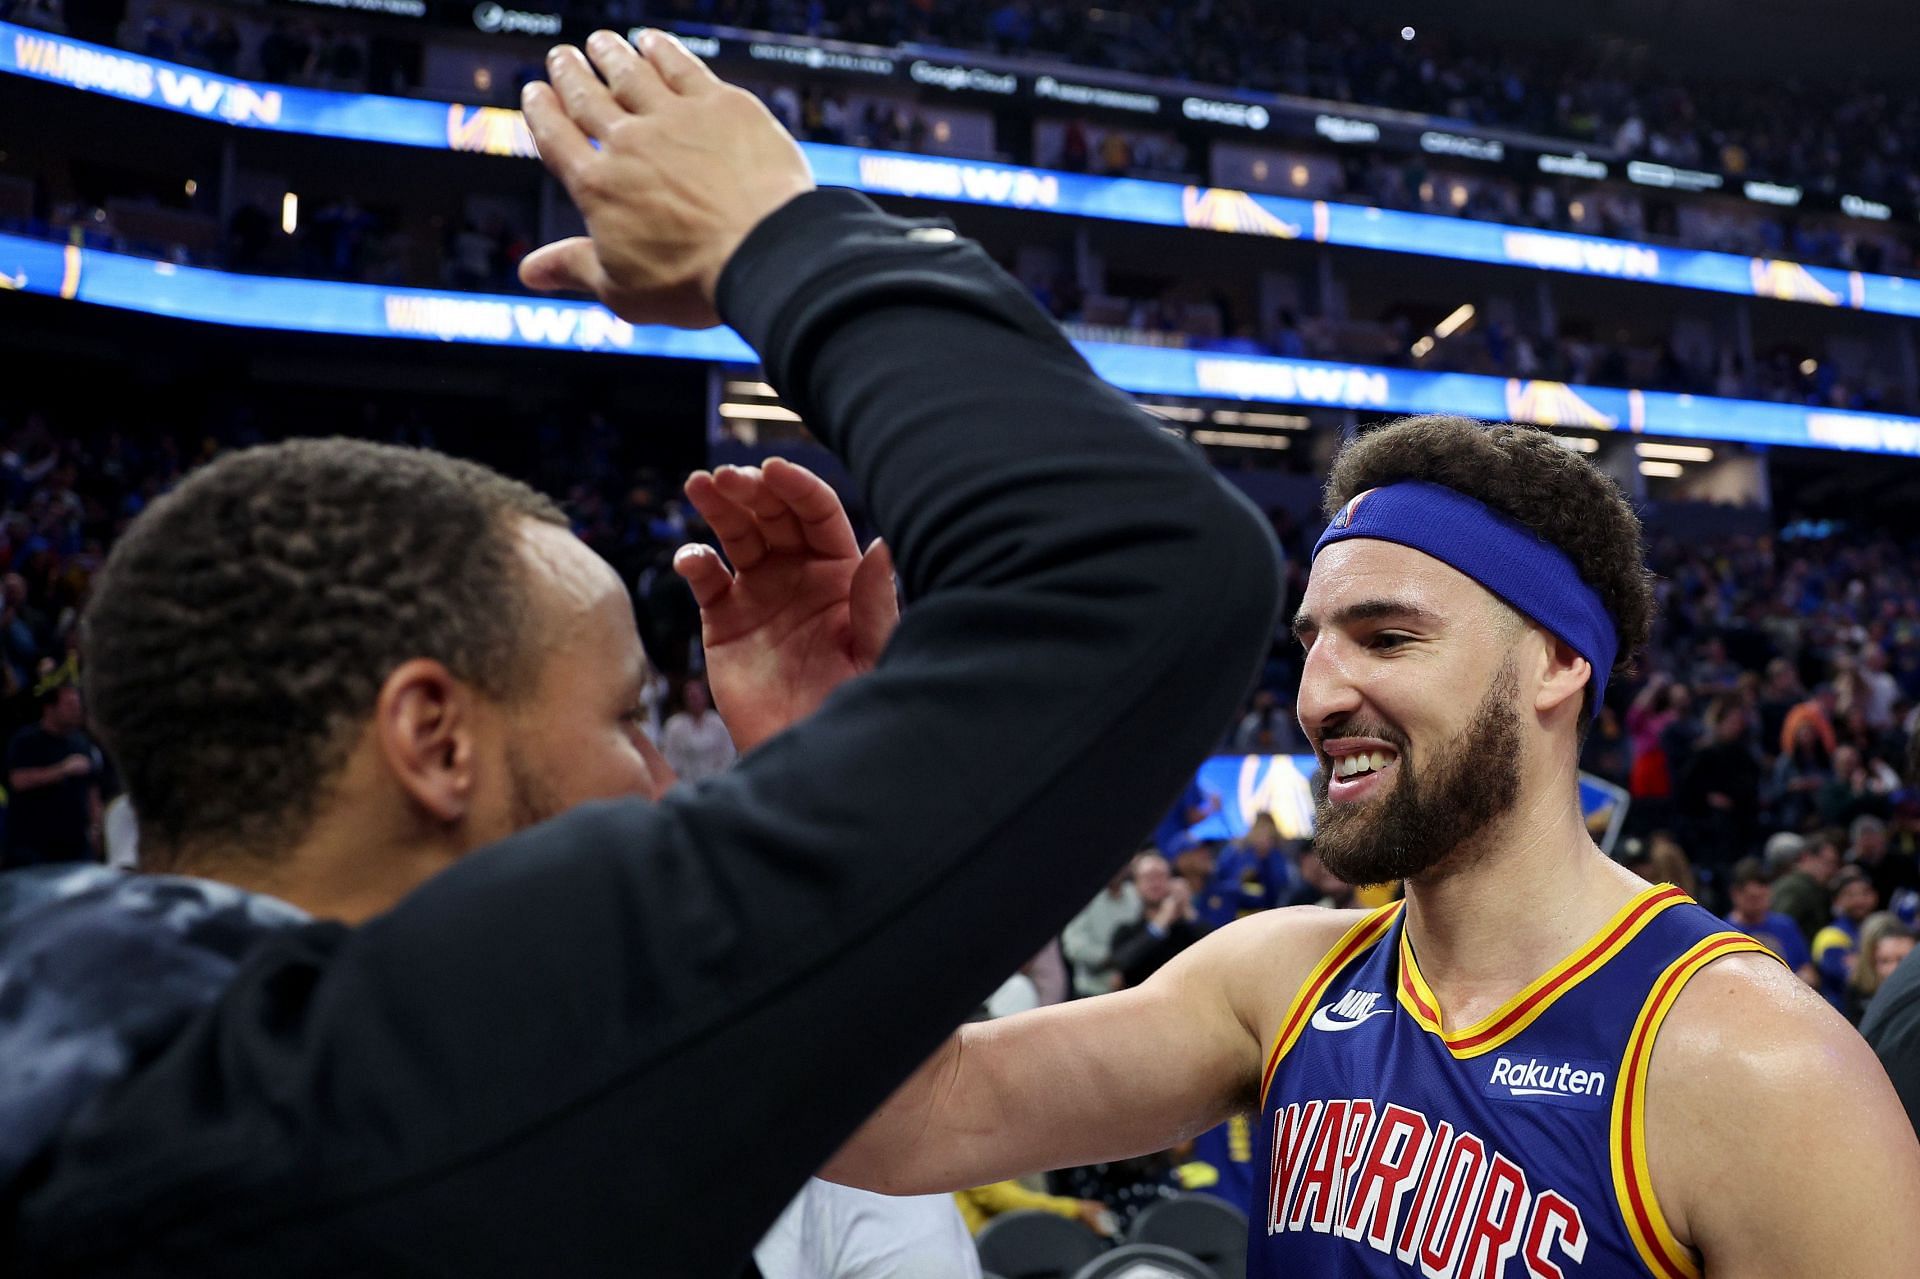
1250, 883, 1774, 1279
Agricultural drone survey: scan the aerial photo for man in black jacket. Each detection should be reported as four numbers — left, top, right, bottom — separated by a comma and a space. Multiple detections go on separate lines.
1109, 851, 1207, 987
0, 31, 1279, 1277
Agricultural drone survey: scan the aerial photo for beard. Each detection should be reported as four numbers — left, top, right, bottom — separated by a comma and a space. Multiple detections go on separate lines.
505, 739, 567, 833
1310, 661, 1523, 887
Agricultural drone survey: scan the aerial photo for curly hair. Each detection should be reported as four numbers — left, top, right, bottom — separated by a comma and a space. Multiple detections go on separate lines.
1323, 416, 1652, 717
82, 438, 566, 867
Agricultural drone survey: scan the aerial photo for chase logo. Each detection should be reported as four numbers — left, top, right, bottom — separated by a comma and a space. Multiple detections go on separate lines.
1483, 1054, 1610, 1111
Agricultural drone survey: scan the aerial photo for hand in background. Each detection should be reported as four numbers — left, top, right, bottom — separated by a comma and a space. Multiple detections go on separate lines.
675, 459, 897, 753
518, 29, 815, 327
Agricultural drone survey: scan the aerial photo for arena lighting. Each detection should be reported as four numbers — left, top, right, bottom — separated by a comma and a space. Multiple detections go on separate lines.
1140, 404, 1207, 422
281, 192, 298, 235
1634, 442, 1715, 463
1551, 435, 1601, 453
9, 24, 1919, 320
183, 179, 197, 197
1401, 26, 1415, 39
1801, 359, 1819, 375
1434, 304, 1476, 339
1411, 336, 1436, 358
1192, 429, 1291, 450
718, 402, 803, 422
1638, 460, 1686, 478
724, 379, 779, 398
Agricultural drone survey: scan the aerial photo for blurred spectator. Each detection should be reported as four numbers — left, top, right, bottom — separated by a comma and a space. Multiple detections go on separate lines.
1677, 695, 1760, 875
1283, 846, 1357, 909
1061, 863, 1142, 996
1848, 914, 1916, 1025
1772, 829, 1843, 944
755, 1178, 980, 1279
3, 682, 102, 870
660, 676, 735, 783
1232, 688, 1302, 754
1109, 851, 1204, 988
1723, 856, 1815, 986
953, 1182, 1112, 1237
1850, 815, 1920, 917
1814, 866, 1880, 1010
1200, 813, 1296, 928
1054, 1152, 1181, 1235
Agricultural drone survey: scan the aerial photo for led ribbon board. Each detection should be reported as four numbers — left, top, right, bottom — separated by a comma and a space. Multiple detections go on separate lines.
4, 22, 1915, 319
8, 232, 1920, 459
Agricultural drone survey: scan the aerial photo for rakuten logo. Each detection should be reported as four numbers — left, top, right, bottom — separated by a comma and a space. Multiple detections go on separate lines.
1484, 1055, 1609, 1110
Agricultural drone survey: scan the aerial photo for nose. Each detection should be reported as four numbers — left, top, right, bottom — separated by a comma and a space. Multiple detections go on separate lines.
1295, 635, 1364, 742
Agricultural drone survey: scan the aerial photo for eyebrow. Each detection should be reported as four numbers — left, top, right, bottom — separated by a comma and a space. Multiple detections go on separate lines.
1290, 598, 1446, 641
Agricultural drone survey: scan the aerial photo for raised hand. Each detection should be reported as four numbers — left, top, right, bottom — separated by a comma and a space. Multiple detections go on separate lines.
675, 458, 898, 753
518, 29, 815, 328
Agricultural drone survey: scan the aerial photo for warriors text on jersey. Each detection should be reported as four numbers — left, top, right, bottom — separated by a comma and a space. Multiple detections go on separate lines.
1251, 883, 1775, 1278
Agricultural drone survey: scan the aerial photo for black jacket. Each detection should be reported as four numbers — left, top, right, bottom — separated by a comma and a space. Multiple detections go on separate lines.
0, 191, 1281, 1276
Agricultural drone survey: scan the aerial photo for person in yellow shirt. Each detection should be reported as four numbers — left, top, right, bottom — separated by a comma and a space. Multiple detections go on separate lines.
954, 1182, 1113, 1237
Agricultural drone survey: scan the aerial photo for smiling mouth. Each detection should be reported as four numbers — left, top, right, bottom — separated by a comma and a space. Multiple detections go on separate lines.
1330, 749, 1398, 780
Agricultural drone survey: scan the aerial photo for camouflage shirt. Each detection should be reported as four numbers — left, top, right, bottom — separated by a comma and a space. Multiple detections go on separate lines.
0, 865, 308, 1188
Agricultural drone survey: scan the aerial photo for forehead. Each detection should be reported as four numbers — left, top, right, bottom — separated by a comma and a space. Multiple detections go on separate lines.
1302, 537, 1499, 622
513, 520, 643, 681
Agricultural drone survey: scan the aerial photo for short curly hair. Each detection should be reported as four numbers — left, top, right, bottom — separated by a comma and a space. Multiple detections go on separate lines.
83, 438, 566, 867
1323, 416, 1652, 717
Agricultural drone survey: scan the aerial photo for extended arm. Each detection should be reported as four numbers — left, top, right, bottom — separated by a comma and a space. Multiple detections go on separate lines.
825, 908, 1355, 1196
19, 51, 1281, 1279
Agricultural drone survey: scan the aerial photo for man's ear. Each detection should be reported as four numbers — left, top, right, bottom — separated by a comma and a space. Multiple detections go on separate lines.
1534, 632, 1592, 721
373, 658, 479, 824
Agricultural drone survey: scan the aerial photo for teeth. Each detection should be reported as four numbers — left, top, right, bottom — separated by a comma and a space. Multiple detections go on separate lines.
1334, 750, 1396, 779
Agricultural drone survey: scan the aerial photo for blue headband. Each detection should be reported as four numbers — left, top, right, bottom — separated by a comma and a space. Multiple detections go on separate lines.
1312, 481, 1619, 713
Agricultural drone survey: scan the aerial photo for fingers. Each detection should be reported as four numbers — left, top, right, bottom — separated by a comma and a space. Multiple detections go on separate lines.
545, 43, 625, 140
683, 469, 768, 569
520, 81, 594, 183
638, 28, 722, 95
673, 543, 734, 609
761, 457, 860, 559
585, 29, 671, 116
714, 465, 806, 554
518, 237, 603, 294
849, 538, 900, 666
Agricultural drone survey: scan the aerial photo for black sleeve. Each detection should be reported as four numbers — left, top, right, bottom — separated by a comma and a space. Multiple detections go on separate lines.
1863, 957, 1920, 1141
22, 191, 1282, 1277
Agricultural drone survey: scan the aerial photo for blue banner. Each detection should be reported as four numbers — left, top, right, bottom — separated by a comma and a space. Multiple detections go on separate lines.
10, 230, 1920, 458
1174, 754, 1628, 853
5, 21, 1917, 319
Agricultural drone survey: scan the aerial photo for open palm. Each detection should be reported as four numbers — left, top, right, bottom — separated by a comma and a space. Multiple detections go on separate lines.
676, 458, 898, 754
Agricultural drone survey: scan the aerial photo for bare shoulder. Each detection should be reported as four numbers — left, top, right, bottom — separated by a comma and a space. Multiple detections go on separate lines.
1161, 904, 1384, 1061
1647, 951, 1920, 1268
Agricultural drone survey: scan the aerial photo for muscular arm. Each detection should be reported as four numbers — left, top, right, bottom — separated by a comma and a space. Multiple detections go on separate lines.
826, 908, 1359, 1194
1650, 954, 1920, 1277
19, 194, 1282, 1274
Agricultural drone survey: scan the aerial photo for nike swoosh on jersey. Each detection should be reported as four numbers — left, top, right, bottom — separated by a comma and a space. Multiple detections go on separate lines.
1309, 1003, 1393, 1032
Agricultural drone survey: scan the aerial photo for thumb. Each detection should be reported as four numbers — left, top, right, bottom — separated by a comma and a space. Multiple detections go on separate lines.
849, 538, 899, 668
519, 237, 605, 295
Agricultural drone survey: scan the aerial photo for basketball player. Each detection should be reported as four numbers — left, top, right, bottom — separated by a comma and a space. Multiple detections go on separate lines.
827, 417, 1920, 1275
0, 35, 1280, 1274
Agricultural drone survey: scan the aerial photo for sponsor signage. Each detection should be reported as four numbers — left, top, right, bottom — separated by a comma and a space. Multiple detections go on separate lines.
285, 0, 428, 17
1743, 180, 1802, 208
471, 2, 560, 35
1627, 160, 1724, 191
1182, 95, 1269, 130
1033, 74, 1160, 114
1420, 129, 1503, 162
746, 40, 893, 76
7, 24, 1917, 323
1312, 113, 1380, 144
1841, 193, 1892, 221
907, 59, 1017, 95
1537, 152, 1608, 179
